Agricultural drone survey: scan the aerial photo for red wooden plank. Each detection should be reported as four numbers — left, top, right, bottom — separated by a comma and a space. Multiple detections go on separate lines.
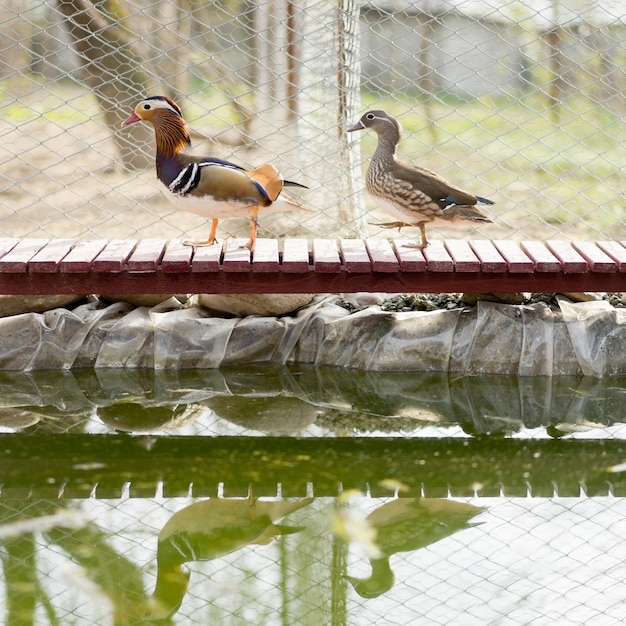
444, 240, 481, 272
223, 239, 251, 272
393, 240, 427, 272
0, 239, 20, 260
468, 240, 507, 273
422, 240, 454, 272
59, 240, 108, 272
161, 240, 193, 273
571, 241, 617, 273
341, 239, 371, 273
93, 240, 137, 272
281, 238, 309, 273
191, 242, 223, 272
1, 237, 626, 297
252, 238, 280, 273
0, 239, 49, 273
312, 239, 341, 273
28, 239, 75, 272
126, 239, 167, 272
493, 240, 534, 273
520, 241, 561, 272
366, 239, 399, 273
2, 263, 625, 295
596, 241, 626, 270
545, 240, 589, 273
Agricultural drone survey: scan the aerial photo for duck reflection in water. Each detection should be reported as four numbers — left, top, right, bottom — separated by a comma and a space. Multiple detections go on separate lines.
137, 489, 313, 620
347, 498, 485, 598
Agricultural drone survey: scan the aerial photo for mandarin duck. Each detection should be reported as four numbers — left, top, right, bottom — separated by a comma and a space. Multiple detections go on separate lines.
347, 498, 484, 598
348, 110, 494, 248
136, 491, 313, 620
122, 96, 308, 250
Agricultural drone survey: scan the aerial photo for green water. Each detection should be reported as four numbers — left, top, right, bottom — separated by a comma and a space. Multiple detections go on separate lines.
0, 366, 625, 624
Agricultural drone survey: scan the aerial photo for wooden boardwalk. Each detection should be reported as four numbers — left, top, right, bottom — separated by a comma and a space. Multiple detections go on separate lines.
0, 237, 625, 295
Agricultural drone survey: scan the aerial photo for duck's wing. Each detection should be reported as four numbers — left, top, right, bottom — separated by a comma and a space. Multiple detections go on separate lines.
391, 160, 488, 209
174, 156, 307, 205
169, 155, 272, 205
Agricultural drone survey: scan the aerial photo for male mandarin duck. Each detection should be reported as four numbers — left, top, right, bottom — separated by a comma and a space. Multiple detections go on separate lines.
122, 96, 308, 250
136, 491, 313, 620
348, 110, 494, 248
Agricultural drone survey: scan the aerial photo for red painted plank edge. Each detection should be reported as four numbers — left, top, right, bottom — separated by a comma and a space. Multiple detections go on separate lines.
28, 239, 75, 273
93, 240, 138, 272
126, 239, 167, 272
252, 238, 280, 273
191, 243, 222, 272
393, 240, 427, 272
545, 240, 588, 274
444, 240, 481, 272
366, 239, 400, 273
60, 240, 108, 273
0, 239, 19, 260
520, 241, 561, 272
222, 239, 251, 273
596, 241, 626, 270
493, 240, 534, 273
341, 239, 371, 273
0, 239, 49, 273
422, 240, 454, 272
468, 240, 507, 273
161, 240, 193, 273
313, 239, 341, 273
281, 239, 310, 273
572, 241, 618, 273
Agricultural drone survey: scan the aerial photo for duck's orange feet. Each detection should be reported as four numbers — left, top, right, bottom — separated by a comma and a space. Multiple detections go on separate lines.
183, 238, 218, 247
183, 218, 219, 248
240, 209, 259, 251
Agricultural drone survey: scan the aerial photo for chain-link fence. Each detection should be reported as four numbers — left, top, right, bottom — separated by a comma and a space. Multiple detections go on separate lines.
1, 0, 624, 245
2, 494, 626, 625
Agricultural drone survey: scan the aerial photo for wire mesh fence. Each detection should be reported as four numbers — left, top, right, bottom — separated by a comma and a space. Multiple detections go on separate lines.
1, 411, 626, 626
1, 0, 624, 246
2, 493, 626, 625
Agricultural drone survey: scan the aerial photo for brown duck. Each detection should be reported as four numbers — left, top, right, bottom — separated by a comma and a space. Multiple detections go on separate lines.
349, 110, 493, 248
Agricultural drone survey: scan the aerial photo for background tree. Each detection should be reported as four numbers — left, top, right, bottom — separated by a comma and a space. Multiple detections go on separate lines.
56, 0, 153, 168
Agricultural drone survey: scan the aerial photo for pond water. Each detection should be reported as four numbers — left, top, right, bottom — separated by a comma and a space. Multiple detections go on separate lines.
0, 366, 625, 625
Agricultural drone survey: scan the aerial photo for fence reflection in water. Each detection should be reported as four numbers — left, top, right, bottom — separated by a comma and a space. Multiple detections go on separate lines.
2, 491, 625, 625
1, 366, 626, 623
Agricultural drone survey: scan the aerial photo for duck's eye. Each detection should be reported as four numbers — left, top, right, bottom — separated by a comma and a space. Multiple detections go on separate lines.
366, 113, 375, 120
143, 104, 151, 110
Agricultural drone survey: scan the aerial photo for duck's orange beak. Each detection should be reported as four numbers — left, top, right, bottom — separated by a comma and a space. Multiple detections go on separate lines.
121, 111, 142, 127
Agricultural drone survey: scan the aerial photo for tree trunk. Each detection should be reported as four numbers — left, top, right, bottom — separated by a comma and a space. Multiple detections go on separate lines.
56, 0, 153, 169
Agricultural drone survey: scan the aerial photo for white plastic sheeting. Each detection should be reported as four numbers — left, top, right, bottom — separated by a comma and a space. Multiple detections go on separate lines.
1, 296, 625, 375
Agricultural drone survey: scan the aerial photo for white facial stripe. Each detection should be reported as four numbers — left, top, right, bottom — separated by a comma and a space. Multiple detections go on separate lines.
142, 99, 180, 116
